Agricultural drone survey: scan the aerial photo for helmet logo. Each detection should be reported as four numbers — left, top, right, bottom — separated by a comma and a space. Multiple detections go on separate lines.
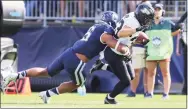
141, 8, 150, 15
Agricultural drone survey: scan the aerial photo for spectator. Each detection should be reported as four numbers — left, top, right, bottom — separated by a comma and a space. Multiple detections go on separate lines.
25, 1, 43, 20
176, 22, 187, 95
122, 1, 137, 15
78, 1, 85, 17
126, 0, 152, 97
128, 1, 136, 12
60, 1, 85, 18
181, 32, 187, 95
145, 3, 183, 99
139, 0, 152, 7
25, 1, 37, 16
60, 0, 66, 17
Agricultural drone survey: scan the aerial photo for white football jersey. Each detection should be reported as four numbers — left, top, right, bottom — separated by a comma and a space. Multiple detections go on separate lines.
112, 12, 141, 55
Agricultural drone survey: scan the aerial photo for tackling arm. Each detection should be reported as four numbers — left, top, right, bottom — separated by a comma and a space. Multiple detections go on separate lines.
101, 33, 129, 55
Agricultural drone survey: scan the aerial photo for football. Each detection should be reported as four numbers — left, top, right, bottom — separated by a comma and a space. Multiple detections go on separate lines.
135, 31, 150, 45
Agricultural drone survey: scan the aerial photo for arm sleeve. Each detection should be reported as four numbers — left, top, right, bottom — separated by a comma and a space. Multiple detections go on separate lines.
176, 12, 187, 24
170, 12, 187, 32
169, 20, 177, 32
100, 25, 115, 44
104, 26, 115, 35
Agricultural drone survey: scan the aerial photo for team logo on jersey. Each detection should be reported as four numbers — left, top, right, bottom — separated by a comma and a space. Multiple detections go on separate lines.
152, 36, 161, 47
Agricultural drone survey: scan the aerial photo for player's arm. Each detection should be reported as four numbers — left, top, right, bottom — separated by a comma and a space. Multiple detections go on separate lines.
171, 12, 187, 36
171, 29, 181, 36
170, 21, 184, 37
117, 26, 136, 37
117, 25, 149, 38
101, 33, 129, 55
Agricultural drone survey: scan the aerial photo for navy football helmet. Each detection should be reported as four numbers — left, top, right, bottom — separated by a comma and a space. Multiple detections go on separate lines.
100, 11, 119, 28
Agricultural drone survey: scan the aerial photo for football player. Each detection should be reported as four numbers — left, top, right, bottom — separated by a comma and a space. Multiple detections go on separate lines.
90, 4, 154, 104
2, 11, 131, 104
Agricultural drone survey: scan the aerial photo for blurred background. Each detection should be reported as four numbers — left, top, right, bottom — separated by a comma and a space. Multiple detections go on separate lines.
1, 0, 187, 95
23, 0, 186, 27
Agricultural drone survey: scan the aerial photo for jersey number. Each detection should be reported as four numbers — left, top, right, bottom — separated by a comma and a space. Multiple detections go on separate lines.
115, 20, 124, 36
114, 14, 129, 36
82, 26, 96, 41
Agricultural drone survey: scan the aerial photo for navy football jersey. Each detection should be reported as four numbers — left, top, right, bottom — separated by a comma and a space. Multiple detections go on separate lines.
72, 22, 114, 59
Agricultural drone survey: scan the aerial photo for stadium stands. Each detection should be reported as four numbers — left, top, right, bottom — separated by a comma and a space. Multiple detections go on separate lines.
23, 0, 186, 27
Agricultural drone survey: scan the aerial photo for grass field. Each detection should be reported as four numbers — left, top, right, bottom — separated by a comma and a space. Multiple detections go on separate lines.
1, 93, 187, 108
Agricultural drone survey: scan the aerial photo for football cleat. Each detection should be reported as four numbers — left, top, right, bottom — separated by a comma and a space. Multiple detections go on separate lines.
2, 73, 18, 90
39, 91, 50, 104
104, 94, 117, 104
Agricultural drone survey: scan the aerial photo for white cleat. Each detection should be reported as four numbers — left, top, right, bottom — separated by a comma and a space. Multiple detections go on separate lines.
39, 91, 50, 104
2, 73, 18, 90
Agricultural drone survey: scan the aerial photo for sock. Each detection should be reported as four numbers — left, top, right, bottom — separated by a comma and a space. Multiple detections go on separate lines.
46, 87, 59, 97
107, 94, 114, 99
17, 70, 27, 79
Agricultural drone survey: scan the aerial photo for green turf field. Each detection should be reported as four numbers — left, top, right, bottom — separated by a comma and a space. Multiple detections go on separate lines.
1, 93, 187, 108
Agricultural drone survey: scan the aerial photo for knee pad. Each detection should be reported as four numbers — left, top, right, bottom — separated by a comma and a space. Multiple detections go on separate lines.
0, 1, 25, 36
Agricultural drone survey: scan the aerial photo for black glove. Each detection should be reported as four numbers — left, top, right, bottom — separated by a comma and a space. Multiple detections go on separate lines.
123, 54, 132, 63
136, 25, 150, 32
174, 23, 185, 31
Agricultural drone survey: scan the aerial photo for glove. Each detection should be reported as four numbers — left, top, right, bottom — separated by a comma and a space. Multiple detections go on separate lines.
123, 54, 132, 62
122, 46, 132, 62
136, 25, 150, 32
175, 23, 185, 31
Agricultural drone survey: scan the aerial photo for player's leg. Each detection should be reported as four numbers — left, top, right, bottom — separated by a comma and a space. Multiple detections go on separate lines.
104, 47, 134, 104
158, 59, 171, 99
39, 48, 86, 103
39, 80, 80, 104
2, 49, 66, 89
2, 68, 48, 88
90, 50, 112, 74
146, 61, 157, 97
40, 61, 85, 104
107, 61, 134, 103
90, 60, 112, 73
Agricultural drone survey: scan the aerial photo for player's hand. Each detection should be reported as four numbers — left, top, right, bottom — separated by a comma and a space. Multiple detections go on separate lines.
121, 46, 132, 62
123, 54, 132, 62
136, 25, 150, 32
122, 46, 130, 56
